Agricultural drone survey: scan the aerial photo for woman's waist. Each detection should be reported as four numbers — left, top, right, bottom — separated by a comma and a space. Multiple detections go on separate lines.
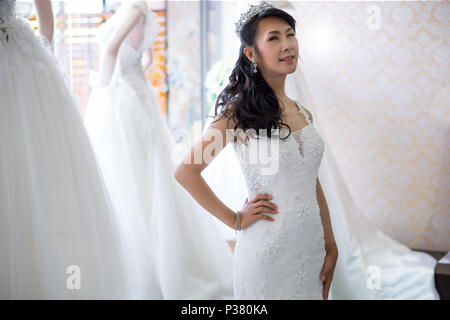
235, 205, 324, 250
246, 183, 319, 219
245, 175, 317, 199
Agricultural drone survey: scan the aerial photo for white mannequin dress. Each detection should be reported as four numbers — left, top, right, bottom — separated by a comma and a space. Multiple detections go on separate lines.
83, 1, 234, 299
0, 0, 129, 299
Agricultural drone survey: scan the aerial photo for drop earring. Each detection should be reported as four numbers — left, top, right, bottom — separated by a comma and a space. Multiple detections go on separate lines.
252, 61, 258, 74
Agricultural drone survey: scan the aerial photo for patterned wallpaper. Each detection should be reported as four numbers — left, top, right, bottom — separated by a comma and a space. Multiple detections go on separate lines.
289, 1, 449, 251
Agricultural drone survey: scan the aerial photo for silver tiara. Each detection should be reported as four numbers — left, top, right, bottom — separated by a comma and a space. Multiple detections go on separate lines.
235, 1, 275, 34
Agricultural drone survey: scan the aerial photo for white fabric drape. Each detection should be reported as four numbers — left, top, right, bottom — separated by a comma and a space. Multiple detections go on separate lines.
286, 66, 440, 299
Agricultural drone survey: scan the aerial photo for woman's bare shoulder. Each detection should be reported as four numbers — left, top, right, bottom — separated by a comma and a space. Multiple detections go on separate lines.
209, 104, 247, 144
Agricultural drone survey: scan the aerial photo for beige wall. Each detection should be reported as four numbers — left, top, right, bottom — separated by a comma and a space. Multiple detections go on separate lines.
291, 1, 449, 251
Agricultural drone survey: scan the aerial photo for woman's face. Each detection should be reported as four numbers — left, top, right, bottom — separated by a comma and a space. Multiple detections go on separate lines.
251, 16, 299, 76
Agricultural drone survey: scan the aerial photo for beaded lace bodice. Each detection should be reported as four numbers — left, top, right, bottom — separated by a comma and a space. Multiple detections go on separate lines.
233, 101, 324, 203
232, 101, 326, 299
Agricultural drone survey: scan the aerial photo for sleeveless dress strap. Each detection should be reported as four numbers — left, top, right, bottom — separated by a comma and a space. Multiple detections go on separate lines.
294, 100, 312, 125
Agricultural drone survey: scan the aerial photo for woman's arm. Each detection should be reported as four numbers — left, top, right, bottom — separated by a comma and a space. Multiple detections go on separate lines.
142, 49, 153, 73
175, 113, 278, 230
98, 6, 143, 87
316, 178, 337, 252
175, 114, 239, 229
316, 177, 338, 300
34, 0, 53, 43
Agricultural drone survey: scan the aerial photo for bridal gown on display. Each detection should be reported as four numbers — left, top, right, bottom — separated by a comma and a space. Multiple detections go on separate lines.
83, 1, 233, 299
0, 0, 130, 299
231, 102, 326, 299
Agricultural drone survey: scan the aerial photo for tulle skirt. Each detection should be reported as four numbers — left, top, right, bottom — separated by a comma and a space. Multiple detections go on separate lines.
0, 17, 130, 299
83, 71, 234, 299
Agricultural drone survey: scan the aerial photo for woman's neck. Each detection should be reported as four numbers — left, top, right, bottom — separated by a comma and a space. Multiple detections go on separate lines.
262, 70, 288, 101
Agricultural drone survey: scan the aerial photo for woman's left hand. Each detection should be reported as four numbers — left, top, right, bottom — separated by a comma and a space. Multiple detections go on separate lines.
320, 242, 338, 300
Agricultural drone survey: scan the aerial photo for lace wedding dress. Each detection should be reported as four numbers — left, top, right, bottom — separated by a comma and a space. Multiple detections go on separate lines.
232, 101, 326, 299
83, 1, 234, 299
0, 0, 129, 299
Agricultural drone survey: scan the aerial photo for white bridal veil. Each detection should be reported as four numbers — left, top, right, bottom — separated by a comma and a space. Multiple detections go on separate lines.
285, 65, 439, 300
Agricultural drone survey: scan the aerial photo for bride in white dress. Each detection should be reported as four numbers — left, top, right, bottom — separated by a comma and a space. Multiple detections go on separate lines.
175, 2, 338, 299
0, 0, 130, 299
201, 2, 440, 300
83, 1, 233, 299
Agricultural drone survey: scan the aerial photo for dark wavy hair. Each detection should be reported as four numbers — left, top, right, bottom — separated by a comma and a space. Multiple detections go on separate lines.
211, 7, 299, 140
